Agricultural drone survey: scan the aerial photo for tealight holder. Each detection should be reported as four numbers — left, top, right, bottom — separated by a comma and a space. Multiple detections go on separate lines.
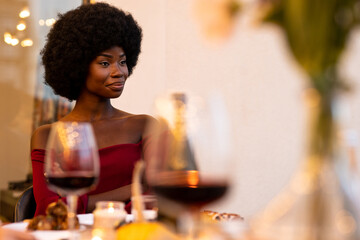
93, 201, 126, 229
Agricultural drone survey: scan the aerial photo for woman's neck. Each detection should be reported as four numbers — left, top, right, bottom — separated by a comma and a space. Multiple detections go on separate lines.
64, 97, 117, 122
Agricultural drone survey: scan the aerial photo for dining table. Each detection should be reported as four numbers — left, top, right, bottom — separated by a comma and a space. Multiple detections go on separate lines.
0, 211, 247, 240
0, 213, 136, 240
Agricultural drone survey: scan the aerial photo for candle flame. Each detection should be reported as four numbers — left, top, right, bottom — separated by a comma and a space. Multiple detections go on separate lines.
108, 202, 115, 213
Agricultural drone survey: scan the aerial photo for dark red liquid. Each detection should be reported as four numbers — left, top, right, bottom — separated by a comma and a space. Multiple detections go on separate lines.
152, 182, 228, 207
48, 176, 96, 192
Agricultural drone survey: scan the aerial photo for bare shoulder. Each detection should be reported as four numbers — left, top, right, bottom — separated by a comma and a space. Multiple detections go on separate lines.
115, 110, 154, 126
128, 114, 156, 125
31, 124, 53, 150
116, 112, 156, 137
124, 113, 156, 131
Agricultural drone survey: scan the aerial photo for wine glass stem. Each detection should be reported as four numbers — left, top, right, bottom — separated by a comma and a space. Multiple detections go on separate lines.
67, 194, 78, 231
180, 207, 201, 240
190, 208, 201, 240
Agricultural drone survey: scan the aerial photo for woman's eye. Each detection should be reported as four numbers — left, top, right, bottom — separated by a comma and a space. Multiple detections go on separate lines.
120, 60, 127, 65
100, 61, 110, 67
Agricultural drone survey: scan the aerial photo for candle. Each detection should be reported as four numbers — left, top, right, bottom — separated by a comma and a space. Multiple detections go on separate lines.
93, 201, 126, 229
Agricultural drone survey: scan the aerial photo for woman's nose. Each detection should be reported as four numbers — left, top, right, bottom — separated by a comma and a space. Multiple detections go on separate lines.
110, 63, 124, 77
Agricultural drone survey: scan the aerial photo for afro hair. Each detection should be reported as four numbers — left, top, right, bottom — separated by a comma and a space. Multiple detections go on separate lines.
41, 2, 142, 101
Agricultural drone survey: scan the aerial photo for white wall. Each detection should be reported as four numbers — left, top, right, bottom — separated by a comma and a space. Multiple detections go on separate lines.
106, 0, 360, 219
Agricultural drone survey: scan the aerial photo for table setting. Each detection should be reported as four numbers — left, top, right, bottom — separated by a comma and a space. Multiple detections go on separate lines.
0, 91, 246, 240
3, 0, 360, 239
2, 212, 147, 240
1, 191, 160, 240
3, 213, 92, 240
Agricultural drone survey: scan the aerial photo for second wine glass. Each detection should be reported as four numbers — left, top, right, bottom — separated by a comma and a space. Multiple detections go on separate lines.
45, 121, 100, 231
146, 91, 232, 238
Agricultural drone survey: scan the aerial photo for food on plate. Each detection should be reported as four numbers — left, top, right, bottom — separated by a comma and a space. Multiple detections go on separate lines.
201, 210, 243, 222
27, 200, 79, 230
27, 215, 53, 231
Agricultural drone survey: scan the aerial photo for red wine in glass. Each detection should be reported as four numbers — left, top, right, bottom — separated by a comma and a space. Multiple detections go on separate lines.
47, 173, 97, 195
151, 171, 229, 208
152, 182, 228, 207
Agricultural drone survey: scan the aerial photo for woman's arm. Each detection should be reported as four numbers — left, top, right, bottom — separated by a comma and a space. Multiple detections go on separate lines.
31, 125, 88, 216
31, 149, 89, 216
30, 124, 51, 150
86, 184, 132, 212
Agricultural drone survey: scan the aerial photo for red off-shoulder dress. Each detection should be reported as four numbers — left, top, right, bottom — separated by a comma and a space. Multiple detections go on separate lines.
31, 141, 142, 216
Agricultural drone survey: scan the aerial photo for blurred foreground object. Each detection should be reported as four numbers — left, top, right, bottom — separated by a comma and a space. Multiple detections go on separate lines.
241, 0, 360, 240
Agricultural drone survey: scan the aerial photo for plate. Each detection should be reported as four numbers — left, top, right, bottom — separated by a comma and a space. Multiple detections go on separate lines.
3, 214, 92, 231
2, 222, 72, 240
2, 222, 28, 231
77, 213, 94, 226
31, 229, 72, 240
1, 213, 133, 231
1, 214, 94, 240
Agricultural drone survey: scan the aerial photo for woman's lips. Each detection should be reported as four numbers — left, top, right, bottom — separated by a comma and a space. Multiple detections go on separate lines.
107, 82, 124, 91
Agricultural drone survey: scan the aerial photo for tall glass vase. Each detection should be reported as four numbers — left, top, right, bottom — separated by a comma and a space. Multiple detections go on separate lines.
244, 73, 360, 240
239, 0, 360, 238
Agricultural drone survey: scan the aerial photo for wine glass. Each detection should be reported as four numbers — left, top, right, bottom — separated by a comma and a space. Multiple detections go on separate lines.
146, 91, 232, 239
45, 121, 100, 233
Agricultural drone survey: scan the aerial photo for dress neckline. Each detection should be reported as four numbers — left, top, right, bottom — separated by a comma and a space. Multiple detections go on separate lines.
32, 140, 142, 152
98, 140, 142, 151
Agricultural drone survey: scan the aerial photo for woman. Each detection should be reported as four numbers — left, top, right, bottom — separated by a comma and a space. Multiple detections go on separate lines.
31, 2, 153, 216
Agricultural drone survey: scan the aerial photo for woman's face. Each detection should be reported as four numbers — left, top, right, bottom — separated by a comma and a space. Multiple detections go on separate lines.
84, 46, 129, 99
